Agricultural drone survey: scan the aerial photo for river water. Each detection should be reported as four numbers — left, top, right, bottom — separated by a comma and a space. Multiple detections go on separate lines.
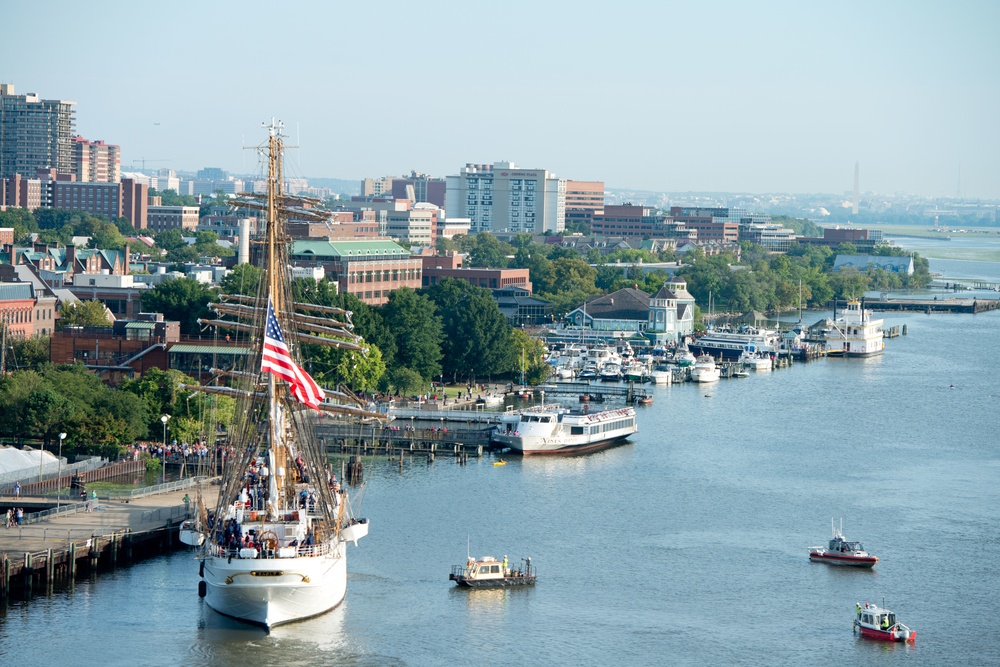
2, 246, 1000, 666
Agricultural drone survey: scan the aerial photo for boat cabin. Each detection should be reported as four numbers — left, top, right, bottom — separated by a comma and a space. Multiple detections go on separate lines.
457, 556, 506, 581
858, 605, 895, 630
830, 536, 864, 553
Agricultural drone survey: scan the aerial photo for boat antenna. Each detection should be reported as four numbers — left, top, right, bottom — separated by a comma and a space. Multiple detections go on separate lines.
467, 535, 471, 561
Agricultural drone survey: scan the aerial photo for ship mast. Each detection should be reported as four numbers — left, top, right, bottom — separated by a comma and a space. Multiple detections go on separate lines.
265, 119, 284, 516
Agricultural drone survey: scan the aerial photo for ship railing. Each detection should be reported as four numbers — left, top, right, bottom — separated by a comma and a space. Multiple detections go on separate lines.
206, 539, 333, 559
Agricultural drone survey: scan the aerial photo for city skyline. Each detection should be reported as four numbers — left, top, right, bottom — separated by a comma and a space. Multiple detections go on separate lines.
2, 1, 998, 199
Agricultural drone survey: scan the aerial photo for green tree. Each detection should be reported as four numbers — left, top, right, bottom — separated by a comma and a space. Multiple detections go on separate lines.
380, 288, 443, 381
423, 278, 516, 383
140, 278, 217, 335
8, 336, 51, 372
511, 328, 549, 385
829, 267, 869, 300
467, 233, 512, 268
330, 345, 386, 393
119, 367, 209, 436
220, 263, 263, 297
89, 219, 127, 250
385, 366, 424, 395
193, 230, 235, 258
155, 229, 187, 252
150, 188, 198, 207
772, 215, 823, 237
57, 300, 110, 329
512, 248, 555, 294
167, 245, 201, 265
537, 256, 600, 316
0, 208, 39, 241
24, 388, 74, 447
114, 216, 137, 236
85, 389, 151, 452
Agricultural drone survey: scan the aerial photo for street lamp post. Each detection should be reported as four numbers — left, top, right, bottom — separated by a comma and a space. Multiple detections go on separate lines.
160, 415, 170, 485
57, 432, 66, 509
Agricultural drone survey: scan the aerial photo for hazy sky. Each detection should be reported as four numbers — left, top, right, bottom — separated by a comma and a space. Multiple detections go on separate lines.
3, 1, 998, 198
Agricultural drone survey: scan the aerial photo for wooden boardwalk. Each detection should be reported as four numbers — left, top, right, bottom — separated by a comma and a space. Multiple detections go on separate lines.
0, 479, 218, 599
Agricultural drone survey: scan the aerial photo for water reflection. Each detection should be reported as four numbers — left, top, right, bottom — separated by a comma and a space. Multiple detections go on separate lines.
451, 585, 511, 614
191, 600, 352, 665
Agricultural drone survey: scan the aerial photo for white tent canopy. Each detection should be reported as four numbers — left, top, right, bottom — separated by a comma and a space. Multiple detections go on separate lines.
0, 446, 61, 484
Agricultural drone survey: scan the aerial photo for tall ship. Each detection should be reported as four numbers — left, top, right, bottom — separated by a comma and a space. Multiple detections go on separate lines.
178, 121, 379, 629
492, 404, 637, 455
687, 326, 780, 360
826, 300, 884, 356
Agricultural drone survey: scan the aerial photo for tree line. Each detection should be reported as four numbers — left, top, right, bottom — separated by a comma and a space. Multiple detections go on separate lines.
0, 206, 234, 265
438, 231, 930, 315
0, 364, 233, 461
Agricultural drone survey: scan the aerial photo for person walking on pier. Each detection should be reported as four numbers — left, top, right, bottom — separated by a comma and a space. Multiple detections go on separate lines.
13, 482, 20, 498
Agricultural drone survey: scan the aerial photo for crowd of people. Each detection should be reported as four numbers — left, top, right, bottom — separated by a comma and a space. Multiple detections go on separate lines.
5, 507, 23, 527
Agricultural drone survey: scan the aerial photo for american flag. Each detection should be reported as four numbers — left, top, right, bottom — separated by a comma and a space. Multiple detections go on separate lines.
261, 298, 325, 410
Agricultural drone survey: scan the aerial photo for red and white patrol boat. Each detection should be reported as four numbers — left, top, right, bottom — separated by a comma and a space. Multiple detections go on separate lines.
854, 602, 916, 643
808, 519, 878, 568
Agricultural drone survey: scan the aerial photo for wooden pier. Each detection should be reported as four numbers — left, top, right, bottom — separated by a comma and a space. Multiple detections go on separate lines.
317, 421, 494, 458
0, 480, 216, 600
536, 381, 651, 402
842, 297, 1000, 314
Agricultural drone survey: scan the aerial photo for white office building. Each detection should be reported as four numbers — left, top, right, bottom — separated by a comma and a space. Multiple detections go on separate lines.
445, 161, 565, 235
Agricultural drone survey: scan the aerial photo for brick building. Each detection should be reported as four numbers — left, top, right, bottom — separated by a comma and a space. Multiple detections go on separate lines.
289, 239, 421, 306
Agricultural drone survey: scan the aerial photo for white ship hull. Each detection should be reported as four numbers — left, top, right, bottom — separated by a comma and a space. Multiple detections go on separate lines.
690, 368, 720, 382
203, 541, 347, 628
649, 369, 672, 384
492, 405, 637, 455
690, 355, 721, 382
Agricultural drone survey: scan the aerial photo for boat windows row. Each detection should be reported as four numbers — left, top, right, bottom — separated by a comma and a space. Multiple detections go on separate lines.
570, 418, 633, 435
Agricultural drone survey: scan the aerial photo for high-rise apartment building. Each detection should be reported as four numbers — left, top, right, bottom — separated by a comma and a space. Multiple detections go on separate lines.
0, 84, 76, 179
445, 161, 565, 235
72, 136, 121, 183
565, 180, 604, 229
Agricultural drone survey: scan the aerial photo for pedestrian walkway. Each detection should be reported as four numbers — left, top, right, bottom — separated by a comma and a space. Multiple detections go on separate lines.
0, 481, 220, 555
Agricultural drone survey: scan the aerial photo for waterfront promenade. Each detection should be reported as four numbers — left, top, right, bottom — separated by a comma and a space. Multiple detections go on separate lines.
0, 481, 218, 598
0, 481, 218, 554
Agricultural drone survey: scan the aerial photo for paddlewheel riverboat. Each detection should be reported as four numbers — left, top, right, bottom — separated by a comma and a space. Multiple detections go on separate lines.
854, 602, 916, 643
